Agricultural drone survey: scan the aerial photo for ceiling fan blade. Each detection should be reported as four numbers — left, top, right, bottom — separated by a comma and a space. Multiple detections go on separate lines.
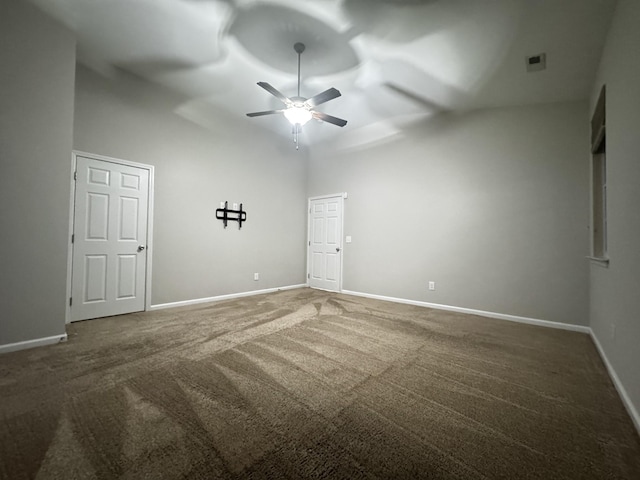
246, 110, 284, 117
312, 111, 348, 127
305, 88, 341, 108
257, 82, 291, 105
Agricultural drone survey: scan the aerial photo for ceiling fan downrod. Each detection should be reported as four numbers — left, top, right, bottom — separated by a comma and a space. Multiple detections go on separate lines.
294, 42, 305, 98
293, 42, 305, 150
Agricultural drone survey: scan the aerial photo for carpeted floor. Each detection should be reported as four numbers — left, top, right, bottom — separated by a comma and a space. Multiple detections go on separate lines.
1, 288, 639, 479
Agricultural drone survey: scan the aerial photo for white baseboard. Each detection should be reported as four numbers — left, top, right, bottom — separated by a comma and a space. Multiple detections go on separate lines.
589, 331, 640, 435
0, 334, 68, 355
341, 290, 591, 333
150, 284, 307, 311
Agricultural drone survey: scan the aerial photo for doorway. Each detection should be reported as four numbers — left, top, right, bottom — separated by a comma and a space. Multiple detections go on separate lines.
68, 152, 154, 322
307, 194, 344, 292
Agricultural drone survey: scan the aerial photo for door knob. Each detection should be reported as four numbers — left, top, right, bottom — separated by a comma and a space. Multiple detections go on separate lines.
137, 245, 146, 252
336, 247, 340, 252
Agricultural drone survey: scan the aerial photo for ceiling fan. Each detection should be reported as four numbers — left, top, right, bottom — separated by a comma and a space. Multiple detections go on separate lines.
246, 42, 347, 149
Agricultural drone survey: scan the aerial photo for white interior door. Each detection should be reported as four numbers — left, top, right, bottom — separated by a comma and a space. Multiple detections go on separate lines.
71, 155, 150, 321
308, 195, 343, 292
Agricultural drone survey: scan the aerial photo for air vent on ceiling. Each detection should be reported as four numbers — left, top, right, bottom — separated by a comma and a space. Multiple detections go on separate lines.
526, 53, 546, 72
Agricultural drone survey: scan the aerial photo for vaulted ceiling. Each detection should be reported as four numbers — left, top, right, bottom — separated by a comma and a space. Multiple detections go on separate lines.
31, 0, 617, 148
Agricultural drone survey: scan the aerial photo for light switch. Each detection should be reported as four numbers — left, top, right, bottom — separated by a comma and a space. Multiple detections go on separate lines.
346, 236, 352, 243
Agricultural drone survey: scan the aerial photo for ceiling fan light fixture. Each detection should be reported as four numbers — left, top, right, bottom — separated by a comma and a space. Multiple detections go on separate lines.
284, 106, 312, 125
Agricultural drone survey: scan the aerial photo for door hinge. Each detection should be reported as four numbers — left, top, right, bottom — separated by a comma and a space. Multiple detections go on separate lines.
308, 241, 310, 246
71, 234, 74, 244
69, 297, 73, 306
307, 273, 310, 279
73, 171, 77, 181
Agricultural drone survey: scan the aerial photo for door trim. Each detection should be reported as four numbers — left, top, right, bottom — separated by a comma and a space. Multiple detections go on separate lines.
66, 150, 155, 323
306, 192, 346, 292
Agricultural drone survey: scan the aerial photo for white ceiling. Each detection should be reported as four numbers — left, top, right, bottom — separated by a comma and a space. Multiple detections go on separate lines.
31, 0, 617, 148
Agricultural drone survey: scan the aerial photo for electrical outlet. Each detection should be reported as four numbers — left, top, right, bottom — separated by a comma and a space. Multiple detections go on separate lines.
428, 281, 435, 291
254, 273, 259, 281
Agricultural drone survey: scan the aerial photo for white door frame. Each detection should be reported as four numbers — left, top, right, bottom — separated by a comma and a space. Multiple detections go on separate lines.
66, 150, 155, 323
307, 192, 346, 292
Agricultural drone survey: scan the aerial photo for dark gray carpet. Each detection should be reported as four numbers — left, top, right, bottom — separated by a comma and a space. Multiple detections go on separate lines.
1, 288, 639, 479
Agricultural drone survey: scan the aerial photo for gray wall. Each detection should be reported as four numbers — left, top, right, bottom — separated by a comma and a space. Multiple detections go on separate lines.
589, 0, 640, 424
0, 0, 76, 345
309, 101, 590, 325
73, 66, 308, 306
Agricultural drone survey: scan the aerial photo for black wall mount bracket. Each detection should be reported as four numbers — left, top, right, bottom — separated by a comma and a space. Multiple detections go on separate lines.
216, 201, 247, 229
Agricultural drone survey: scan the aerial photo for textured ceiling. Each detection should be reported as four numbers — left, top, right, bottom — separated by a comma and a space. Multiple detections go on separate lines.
30, 0, 617, 149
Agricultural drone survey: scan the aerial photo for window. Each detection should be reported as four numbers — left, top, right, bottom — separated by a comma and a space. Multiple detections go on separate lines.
590, 85, 608, 263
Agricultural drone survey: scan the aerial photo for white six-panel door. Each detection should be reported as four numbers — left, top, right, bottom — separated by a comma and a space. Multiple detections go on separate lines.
308, 195, 343, 292
71, 155, 150, 322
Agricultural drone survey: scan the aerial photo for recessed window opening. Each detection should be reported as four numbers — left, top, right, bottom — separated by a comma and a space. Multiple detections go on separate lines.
591, 85, 607, 262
